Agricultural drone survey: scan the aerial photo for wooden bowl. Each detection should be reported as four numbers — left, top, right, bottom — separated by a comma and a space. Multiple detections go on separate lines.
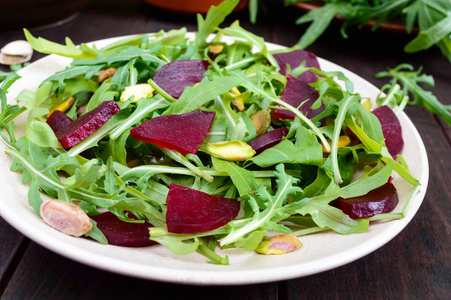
143, 0, 249, 14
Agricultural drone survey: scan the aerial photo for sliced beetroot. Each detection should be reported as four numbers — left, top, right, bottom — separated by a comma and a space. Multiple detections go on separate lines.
46, 110, 73, 134
166, 183, 240, 234
274, 49, 320, 83
332, 182, 399, 219
153, 60, 209, 99
91, 211, 156, 247
55, 100, 120, 149
249, 127, 288, 155
273, 74, 323, 120
130, 110, 215, 155
372, 105, 404, 157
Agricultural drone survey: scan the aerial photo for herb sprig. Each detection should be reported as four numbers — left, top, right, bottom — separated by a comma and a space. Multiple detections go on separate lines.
253, 0, 451, 62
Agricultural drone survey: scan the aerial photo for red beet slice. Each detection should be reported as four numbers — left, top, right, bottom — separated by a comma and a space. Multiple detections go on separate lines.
249, 127, 288, 155
372, 105, 404, 157
273, 74, 323, 120
166, 183, 240, 234
153, 60, 209, 99
91, 212, 156, 247
130, 110, 215, 155
332, 182, 399, 219
55, 100, 120, 149
46, 110, 73, 134
274, 49, 320, 83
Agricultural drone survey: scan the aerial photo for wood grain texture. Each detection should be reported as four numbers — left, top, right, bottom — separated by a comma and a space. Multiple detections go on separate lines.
0, 218, 28, 294
2, 242, 277, 299
0, 0, 449, 298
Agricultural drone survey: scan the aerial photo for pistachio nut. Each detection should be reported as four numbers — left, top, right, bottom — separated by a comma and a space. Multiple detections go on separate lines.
250, 110, 271, 136
361, 98, 372, 111
40, 199, 92, 236
207, 140, 255, 161
322, 135, 351, 154
0, 40, 33, 65
256, 233, 302, 255
97, 68, 117, 84
120, 83, 154, 103
47, 97, 74, 118
208, 44, 224, 54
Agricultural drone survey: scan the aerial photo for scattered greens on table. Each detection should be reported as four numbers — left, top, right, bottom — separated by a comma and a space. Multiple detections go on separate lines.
0, 0, 422, 265
250, 0, 451, 62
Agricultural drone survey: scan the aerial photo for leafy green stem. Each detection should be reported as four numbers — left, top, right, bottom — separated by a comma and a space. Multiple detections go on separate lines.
230, 70, 330, 152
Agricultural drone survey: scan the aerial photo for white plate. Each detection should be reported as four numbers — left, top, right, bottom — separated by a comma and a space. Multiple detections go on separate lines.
0, 34, 429, 285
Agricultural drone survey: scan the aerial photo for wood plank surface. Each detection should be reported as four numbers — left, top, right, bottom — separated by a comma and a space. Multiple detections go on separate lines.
0, 0, 449, 298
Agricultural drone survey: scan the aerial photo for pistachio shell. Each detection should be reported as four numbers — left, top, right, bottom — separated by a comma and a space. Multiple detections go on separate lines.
120, 84, 154, 103
40, 199, 92, 236
250, 110, 271, 136
0, 40, 33, 65
207, 140, 255, 161
256, 233, 302, 255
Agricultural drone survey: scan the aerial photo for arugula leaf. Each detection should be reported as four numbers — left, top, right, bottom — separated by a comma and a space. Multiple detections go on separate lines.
219, 21, 278, 67
376, 64, 451, 125
250, 127, 323, 168
195, 0, 239, 51
219, 164, 303, 247
24, 29, 99, 59
295, 161, 395, 234
211, 156, 259, 196
405, 11, 451, 52
109, 95, 168, 140
295, 3, 347, 49
163, 75, 241, 115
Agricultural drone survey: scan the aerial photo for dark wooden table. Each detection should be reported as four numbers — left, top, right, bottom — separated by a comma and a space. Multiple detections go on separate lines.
0, 0, 450, 298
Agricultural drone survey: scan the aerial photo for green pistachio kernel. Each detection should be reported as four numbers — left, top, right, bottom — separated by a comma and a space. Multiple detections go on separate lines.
207, 140, 256, 161
256, 233, 302, 255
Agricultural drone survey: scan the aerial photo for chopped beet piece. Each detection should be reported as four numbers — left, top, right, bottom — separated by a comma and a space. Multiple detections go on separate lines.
274, 49, 320, 83
153, 60, 209, 99
46, 110, 73, 134
56, 100, 120, 149
332, 182, 399, 219
130, 110, 215, 155
249, 127, 288, 155
166, 183, 240, 234
372, 105, 404, 157
91, 212, 156, 247
273, 74, 323, 120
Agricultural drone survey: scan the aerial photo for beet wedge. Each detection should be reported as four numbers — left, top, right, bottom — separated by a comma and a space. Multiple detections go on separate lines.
273, 74, 323, 120
372, 105, 404, 157
249, 127, 288, 155
273, 49, 320, 83
166, 183, 240, 234
332, 182, 399, 219
130, 110, 215, 155
153, 60, 209, 99
55, 100, 120, 149
46, 110, 73, 134
91, 211, 156, 247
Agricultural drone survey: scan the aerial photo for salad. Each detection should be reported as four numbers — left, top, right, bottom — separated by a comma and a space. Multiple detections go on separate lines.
0, 0, 420, 265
